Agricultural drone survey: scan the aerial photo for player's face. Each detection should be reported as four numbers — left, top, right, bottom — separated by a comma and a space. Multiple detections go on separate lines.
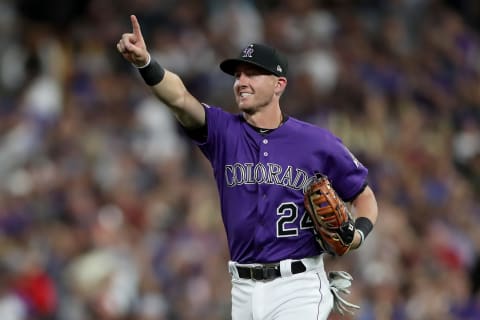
233, 64, 279, 114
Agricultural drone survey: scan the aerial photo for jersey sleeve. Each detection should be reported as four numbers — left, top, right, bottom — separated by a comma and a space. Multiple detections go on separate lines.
323, 135, 368, 202
189, 104, 232, 167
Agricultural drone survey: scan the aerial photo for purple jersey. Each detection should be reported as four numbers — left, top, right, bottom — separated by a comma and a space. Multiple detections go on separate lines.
193, 105, 368, 264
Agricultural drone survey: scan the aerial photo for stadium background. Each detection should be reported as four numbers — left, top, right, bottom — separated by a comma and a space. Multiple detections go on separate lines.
1, 0, 480, 319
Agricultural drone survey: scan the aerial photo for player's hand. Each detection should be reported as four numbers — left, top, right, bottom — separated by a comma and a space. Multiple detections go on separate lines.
117, 15, 149, 67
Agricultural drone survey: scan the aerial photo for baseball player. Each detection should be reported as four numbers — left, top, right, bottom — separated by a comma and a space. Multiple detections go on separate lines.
117, 15, 378, 320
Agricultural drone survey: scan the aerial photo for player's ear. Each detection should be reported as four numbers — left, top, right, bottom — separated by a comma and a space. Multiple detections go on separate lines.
275, 77, 287, 95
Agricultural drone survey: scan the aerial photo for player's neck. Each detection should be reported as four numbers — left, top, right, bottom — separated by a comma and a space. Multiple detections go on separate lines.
244, 107, 283, 130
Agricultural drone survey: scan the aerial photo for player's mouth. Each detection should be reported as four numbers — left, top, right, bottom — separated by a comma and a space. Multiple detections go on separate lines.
238, 92, 253, 99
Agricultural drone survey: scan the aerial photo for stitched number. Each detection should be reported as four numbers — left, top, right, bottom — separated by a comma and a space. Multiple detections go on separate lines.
277, 202, 298, 237
276, 203, 314, 237
300, 211, 314, 230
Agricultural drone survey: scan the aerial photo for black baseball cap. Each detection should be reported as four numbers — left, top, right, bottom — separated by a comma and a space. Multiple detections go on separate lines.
220, 43, 288, 77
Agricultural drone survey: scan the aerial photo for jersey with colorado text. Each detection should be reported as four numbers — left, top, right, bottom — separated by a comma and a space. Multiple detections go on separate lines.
193, 105, 368, 264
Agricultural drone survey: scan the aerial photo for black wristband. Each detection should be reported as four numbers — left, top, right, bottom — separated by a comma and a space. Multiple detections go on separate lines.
355, 217, 373, 242
138, 59, 165, 86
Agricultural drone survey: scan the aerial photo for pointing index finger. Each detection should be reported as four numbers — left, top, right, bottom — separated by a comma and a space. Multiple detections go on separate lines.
130, 15, 143, 40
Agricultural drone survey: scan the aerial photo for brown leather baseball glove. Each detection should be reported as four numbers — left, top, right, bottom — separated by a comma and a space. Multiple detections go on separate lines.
304, 173, 355, 256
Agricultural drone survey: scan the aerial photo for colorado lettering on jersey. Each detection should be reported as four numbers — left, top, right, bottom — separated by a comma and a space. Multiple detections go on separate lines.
224, 162, 313, 190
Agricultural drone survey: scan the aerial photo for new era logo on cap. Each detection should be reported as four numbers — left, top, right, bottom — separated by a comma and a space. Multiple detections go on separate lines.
220, 43, 288, 77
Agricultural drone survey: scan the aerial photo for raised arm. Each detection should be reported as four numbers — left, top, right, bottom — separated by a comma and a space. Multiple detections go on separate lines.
117, 15, 205, 129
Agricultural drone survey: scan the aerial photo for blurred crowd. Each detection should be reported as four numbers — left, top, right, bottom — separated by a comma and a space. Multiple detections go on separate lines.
1, 0, 480, 319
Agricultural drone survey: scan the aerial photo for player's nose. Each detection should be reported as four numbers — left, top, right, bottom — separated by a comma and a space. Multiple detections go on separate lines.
234, 73, 250, 88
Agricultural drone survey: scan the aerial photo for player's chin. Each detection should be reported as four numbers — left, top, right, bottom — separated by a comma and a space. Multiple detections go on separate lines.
237, 104, 256, 115
236, 99, 252, 111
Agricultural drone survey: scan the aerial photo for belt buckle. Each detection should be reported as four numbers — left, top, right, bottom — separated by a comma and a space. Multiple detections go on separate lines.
250, 266, 264, 280
250, 265, 280, 281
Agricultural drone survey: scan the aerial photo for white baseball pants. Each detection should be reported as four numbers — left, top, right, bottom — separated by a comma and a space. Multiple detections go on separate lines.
228, 255, 334, 320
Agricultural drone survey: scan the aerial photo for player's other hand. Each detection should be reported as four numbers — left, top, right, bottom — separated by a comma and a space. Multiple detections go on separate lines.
117, 15, 149, 67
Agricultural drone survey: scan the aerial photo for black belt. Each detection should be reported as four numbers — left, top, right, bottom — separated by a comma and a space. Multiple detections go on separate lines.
236, 260, 307, 281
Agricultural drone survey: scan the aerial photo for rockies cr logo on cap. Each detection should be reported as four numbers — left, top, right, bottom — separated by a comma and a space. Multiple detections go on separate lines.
242, 45, 254, 58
